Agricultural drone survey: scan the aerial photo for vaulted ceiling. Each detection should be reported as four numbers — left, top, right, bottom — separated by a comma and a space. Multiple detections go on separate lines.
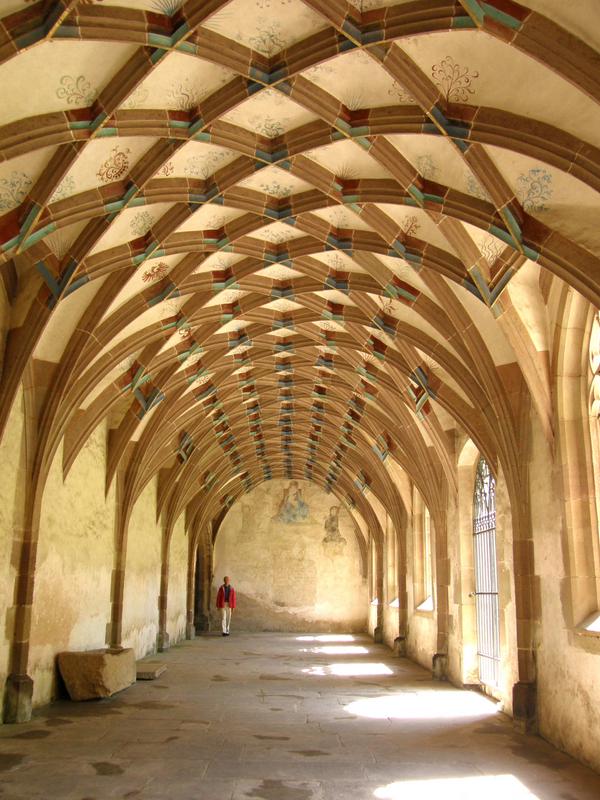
0, 0, 598, 536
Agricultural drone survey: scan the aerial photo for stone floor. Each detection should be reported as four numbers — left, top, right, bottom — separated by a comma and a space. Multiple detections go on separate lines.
1, 633, 600, 799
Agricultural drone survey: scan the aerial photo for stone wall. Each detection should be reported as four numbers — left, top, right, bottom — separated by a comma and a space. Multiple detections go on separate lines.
29, 423, 115, 706
530, 414, 600, 771
211, 479, 368, 632
0, 409, 187, 712
0, 389, 25, 700
166, 517, 187, 646
122, 477, 162, 659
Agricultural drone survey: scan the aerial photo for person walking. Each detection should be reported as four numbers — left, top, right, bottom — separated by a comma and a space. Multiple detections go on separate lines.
216, 575, 236, 636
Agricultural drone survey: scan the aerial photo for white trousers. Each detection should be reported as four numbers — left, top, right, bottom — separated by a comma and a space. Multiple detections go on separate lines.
221, 606, 232, 633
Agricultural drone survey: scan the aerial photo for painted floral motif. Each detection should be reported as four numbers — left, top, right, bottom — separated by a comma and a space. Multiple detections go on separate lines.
254, 116, 285, 137
0, 171, 32, 210
158, 161, 174, 178
178, 323, 192, 340
49, 175, 76, 203
130, 211, 154, 237
517, 168, 553, 212
142, 261, 169, 282
327, 253, 347, 270
259, 180, 294, 197
321, 320, 337, 331
481, 237, 503, 265
466, 174, 491, 202
431, 56, 479, 103
56, 75, 97, 106
388, 81, 413, 104
256, 0, 293, 8
353, 50, 373, 66
185, 150, 231, 179
400, 215, 420, 237
121, 85, 150, 110
248, 20, 285, 56
167, 78, 201, 111
205, 213, 226, 228
416, 154, 437, 180
260, 228, 289, 243
303, 63, 335, 80
163, 299, 180, 316
379, 296, 394, 315
96, 146, 131, 183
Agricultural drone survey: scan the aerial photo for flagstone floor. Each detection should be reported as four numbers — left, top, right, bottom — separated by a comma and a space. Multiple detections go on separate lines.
1, 632, 599, 799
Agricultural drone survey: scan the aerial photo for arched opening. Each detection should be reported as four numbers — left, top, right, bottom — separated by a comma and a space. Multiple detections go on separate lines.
473, 458, 501, 687
209, 479, 368, 633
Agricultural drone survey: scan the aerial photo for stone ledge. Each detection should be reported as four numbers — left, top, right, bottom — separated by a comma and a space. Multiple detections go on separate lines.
136, 661, 167, 680
57, 648, 136, 701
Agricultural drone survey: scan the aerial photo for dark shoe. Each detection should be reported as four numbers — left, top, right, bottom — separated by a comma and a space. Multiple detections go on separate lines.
222, 632, 227, 636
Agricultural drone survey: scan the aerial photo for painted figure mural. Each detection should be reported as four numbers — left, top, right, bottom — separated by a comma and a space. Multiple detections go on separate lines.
322, 506, 346, 544
274, 480, 310, 524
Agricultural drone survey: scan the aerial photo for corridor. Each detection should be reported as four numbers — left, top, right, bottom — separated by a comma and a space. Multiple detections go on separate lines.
1, 634, 599, 799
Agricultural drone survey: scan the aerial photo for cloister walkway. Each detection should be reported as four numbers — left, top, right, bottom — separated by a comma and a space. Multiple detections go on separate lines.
1, 633, 599, 799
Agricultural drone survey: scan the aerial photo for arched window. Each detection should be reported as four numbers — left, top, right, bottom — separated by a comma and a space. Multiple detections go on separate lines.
414, 491, 434, 611
590, 311, 600, 417
473, 458, 501, 686
589, 312, 600, 537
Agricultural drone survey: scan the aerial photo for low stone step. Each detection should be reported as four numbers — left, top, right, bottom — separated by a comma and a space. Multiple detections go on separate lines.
136, 660, 167, 680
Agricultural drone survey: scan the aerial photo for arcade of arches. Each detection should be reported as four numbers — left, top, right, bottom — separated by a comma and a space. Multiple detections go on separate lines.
0, 0, 600, 784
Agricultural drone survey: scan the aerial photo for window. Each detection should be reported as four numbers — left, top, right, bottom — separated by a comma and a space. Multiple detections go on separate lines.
584, 310, 600, 633
473, 458, 500, 686
589, 310, 600, 535
386, 512, 398, 605
414, 491, 434, 611
423, 508, 433, 602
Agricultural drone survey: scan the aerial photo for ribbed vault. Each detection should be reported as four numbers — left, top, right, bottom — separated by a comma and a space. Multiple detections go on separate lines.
0, 0, 599, 589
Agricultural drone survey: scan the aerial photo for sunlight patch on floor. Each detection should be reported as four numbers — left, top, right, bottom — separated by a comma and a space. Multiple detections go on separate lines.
347, 689, 498, 719
307, 645, 369, 655
303, 662, 393, 677
296, 634, 355, 642
374, 775, 539, 799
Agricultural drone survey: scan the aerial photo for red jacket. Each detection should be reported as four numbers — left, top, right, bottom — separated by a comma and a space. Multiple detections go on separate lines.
216, 584, 236, 609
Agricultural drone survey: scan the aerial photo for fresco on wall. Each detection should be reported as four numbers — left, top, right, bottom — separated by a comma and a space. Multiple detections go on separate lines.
322, 506, 346, 545
274, 480, 310, 524
212, 479, 367, 632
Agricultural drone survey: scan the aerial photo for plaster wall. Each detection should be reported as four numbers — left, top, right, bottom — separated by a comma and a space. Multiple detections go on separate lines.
0, 389, 25, 699
446, 490, 467, 686
405, 506, 436, 670
381, 519, 400, 648
29, 422, 115, 707
122, 477, 161, 658
531, 415, 600, 772
212, 479, 367, 632
407, 613, 436, 670
166, 517, 187, 646
493, 467, 518, 715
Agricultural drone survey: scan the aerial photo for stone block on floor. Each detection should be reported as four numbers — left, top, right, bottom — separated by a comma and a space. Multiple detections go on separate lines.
136, 660, 167, 680
57, 648, 136, 701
